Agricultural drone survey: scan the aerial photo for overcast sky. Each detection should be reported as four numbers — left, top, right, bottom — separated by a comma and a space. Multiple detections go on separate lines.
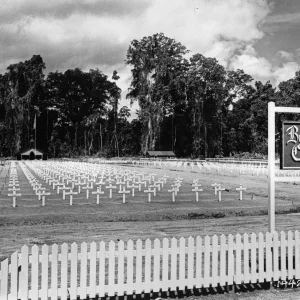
1, 0, 300, 111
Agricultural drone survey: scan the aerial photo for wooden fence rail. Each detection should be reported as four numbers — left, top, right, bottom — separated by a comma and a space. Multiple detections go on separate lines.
0, 230, 299, 300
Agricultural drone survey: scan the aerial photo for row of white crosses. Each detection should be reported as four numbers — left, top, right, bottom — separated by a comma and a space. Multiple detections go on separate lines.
19, 162, 51, 206
210, 181, 247, 201
28, 161, 167, 205
7, 161, 21, 207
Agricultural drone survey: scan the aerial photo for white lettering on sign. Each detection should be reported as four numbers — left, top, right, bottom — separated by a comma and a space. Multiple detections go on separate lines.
286, 125, 300, 161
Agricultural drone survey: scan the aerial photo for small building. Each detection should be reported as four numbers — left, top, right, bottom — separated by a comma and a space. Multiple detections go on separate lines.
146, 151, 176, 159
17, 148, 47, 160
16, 136, 47, 160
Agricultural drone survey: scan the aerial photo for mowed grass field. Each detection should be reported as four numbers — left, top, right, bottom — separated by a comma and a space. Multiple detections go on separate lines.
1, 160, 300, 264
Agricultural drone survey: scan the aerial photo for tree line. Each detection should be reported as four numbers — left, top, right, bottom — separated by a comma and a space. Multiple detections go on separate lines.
0, 33, 299, 158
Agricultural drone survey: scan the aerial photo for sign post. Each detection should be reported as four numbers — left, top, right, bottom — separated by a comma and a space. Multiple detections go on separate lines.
268, 102, 275, 233
268, 102, 300, 233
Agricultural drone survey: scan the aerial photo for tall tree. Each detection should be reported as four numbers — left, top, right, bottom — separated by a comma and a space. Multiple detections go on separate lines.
126, 33, 188, 154
0, 55, 45, 154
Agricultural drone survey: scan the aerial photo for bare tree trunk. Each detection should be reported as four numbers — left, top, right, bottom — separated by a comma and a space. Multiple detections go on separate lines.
84, 129, 87, 156
100, 123, 102, 151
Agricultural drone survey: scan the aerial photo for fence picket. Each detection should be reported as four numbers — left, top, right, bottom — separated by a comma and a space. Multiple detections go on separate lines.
108, 241, 115, 296
250, 233, 257, 283
235, 234, 241, 285
280, 231, 286, 280
153, 239, 160, 292
219, 235, 226, 286
117, 240, 124, 295
195, 236, 202, 288
162, 238, 169, 290
51, 244, 58, 300
243, 233, 249, 284
212, 235, 218, 287
273, 232, 279, 281
170, 237, 177, 291
227, 234, 234, 286
60, 243, 68, 300
134, 240, 142, 294
127, 240, 134, 294
203, 236, 210, 288
187, 237, 194, 289
89, 242, 97, 298
98, 241, 105, 298
0, 259, 8, 300
80, 242, 88, 299
70, 243, 78, 300
41, 245, 49, 300
20, 245, 29, 300
295, 231, 300, 279
265, 233, 272, 282
287, 231, 293, 280
31, 245, 39, 300
144, 239, 152, 293
10, 251, 19, 300
179, 237, 186, 290
258, 233, 264, 283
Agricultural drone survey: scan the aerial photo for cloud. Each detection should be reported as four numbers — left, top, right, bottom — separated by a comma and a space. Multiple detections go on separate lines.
0, 0, 151, 24
229, 45, 300, 86
273, 61, 299, 86
277, 50, 294, 61
264, 12, 300, 25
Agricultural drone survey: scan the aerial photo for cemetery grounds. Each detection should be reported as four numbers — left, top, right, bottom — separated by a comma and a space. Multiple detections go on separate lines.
1, 159, 300, 299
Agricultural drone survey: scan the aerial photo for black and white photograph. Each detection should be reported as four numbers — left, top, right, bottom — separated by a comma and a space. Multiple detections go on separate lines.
1, 0, 300, 299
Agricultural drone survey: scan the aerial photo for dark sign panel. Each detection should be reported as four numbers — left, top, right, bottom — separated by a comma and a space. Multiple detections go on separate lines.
281, 121, 300, 169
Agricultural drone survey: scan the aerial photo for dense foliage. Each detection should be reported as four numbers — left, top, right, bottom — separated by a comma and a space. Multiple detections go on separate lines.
0, 34, 299, 158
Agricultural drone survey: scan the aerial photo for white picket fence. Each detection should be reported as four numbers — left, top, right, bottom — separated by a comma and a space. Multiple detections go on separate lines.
1, 230, 300, 300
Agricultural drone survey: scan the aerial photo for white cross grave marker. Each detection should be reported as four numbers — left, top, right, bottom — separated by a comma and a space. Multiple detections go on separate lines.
236, 184, 247, 200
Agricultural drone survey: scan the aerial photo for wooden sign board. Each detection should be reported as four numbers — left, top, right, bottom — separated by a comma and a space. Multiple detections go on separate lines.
281, 121, 300, 169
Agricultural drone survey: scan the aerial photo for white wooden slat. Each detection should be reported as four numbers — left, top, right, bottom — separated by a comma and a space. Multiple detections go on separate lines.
265, 233, 272, 282
235, 234, 241, 285
162, 238, 169, 291
179, 237, 186, 290
144, 239, 152, 294
153, 239, 160, 292
127, 240, 134, 295
219, 235, 226, 286
295, 230, 300, 279
0, 259, 8, 300
287, 231, 293, 279
117, 240, 125, 296
51, 244, 58, 300
70, 243, 78, 300
243, 234, 249, 284
227, 234, 234, 286
250, 233, 257, 284
98, 241, 106, 298
170, 238, 177, 291
187, 237, 194, 290
107, 241, 115, 297
280, 231, 286, 280
89, 242, 97, 299
258, 233, 264, 283
20, 245, 29, 300
195, 237, 202, 288
31, 245, 39, 300
203, 236, 210, 288
60, 243, 68, 300
273, 232, 279, 281
41, 245, 49, 300
80, 242, 88, 299
10, 251, 19, 300
211, 235, 218, 287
